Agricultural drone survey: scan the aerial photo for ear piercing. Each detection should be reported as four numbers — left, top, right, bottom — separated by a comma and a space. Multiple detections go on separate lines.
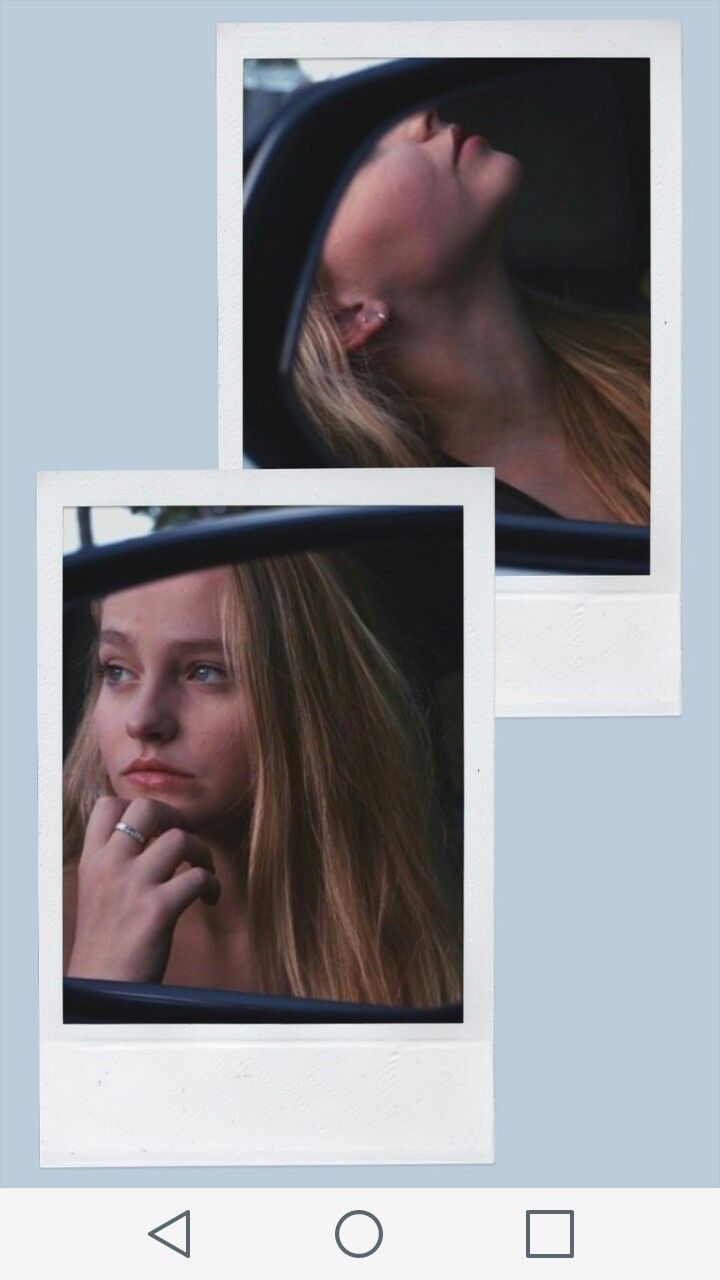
360, 310, 388, 325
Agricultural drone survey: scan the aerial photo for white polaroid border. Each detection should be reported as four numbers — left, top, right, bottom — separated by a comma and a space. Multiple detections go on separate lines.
218, 21, 681, 718
38, 468, 494, 1166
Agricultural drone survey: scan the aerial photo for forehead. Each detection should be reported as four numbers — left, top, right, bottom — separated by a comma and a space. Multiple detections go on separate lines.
99, 567, 230, 634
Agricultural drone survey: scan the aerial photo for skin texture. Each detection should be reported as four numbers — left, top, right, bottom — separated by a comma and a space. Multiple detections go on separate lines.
321, 108, 521, 343
319, 110, 617, 521
94, 568, 252, 837
65, 795, 221, 983
65, 569, 257, 989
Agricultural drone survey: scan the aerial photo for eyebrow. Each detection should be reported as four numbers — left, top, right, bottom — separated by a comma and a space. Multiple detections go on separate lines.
98, 630, 225, 651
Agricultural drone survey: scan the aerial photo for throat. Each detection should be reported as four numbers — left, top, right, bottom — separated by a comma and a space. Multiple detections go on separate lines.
163, 893, 259, 993
388, 279, 559, 466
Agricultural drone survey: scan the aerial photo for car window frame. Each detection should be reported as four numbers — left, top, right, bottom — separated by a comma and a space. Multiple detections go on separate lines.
63, 505, 465, 1024
242, 56, 650, 575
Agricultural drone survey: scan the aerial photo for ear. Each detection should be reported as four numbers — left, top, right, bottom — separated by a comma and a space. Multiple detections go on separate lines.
332, 298, 389, 353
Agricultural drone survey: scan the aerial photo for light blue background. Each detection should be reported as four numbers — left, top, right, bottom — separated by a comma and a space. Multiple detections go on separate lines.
1, 0, 717, 1188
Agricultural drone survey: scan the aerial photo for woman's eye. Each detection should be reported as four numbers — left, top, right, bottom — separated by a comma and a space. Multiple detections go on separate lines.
100, 663, 133, 685
189, 663, 228, 685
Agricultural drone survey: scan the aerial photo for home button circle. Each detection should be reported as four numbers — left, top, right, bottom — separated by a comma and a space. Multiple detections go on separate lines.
335, 1209, 384, 1258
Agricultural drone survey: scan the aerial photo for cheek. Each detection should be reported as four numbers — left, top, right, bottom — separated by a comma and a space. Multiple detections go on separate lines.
197, 705, 253, 796
91, 700, 120, 773
326, 162, 436, 280
348, 203, 445, 295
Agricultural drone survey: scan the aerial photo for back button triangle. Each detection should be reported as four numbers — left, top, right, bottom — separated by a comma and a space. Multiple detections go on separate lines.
148, 1209, 190, 1258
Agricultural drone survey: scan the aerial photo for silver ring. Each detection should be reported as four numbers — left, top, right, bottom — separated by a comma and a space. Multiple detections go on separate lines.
113, 821, 146, 848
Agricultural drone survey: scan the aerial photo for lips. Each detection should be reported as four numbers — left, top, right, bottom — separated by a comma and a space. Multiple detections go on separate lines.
451, 124, 487, 164
122, 758, 194, 787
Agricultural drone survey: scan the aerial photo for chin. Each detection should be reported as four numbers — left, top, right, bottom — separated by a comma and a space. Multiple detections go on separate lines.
482, 149, 522, 204
470, 159, 522, 247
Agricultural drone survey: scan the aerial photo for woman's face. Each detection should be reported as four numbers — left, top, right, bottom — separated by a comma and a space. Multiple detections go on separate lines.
320, 109, 521, 307
92, 567, 252, 837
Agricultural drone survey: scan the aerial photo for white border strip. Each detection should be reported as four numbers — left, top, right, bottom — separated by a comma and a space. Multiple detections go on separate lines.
38, 468, 494, 1165
218, 21, 682, 717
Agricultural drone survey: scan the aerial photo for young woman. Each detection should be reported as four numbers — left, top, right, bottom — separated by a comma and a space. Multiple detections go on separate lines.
63, 552, 461, 1008
294, 110, 650, 524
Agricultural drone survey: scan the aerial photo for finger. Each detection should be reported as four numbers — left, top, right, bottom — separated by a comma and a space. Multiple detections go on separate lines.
155, 866, 221, 919
82, 796, 129, 859
107, 797, 187, 856
134, 828, 216, 886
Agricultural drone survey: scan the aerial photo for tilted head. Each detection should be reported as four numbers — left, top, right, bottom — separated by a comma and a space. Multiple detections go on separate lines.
320, 109, 522, 352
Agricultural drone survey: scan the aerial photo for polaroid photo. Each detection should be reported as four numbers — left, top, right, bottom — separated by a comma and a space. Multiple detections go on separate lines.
218, 20, 682, 716
38, 468, 494, 1166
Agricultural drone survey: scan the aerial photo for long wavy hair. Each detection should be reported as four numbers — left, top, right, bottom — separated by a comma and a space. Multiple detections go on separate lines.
63, 552, 461, 1008
294, 284, 650, 524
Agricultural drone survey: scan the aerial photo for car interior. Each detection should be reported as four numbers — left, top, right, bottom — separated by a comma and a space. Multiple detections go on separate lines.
63, 506, 464, 1023
242, 57, 650, 574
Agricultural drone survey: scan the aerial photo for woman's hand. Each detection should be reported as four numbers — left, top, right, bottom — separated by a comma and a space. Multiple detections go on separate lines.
66, 796, 221, 984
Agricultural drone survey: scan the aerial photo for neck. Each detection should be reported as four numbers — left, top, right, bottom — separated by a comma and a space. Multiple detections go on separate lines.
195, 819, 250, 938
165, 822, 258, 991
383, 261, 562, 466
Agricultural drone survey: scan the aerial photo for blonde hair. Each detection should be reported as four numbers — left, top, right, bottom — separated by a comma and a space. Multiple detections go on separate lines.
63, 553, 461, 1008
294, 285, 650, 524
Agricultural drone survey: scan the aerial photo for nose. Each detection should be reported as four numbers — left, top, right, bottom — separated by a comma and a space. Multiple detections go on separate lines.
125, 678, 179, 744
405, 108, 441, 141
